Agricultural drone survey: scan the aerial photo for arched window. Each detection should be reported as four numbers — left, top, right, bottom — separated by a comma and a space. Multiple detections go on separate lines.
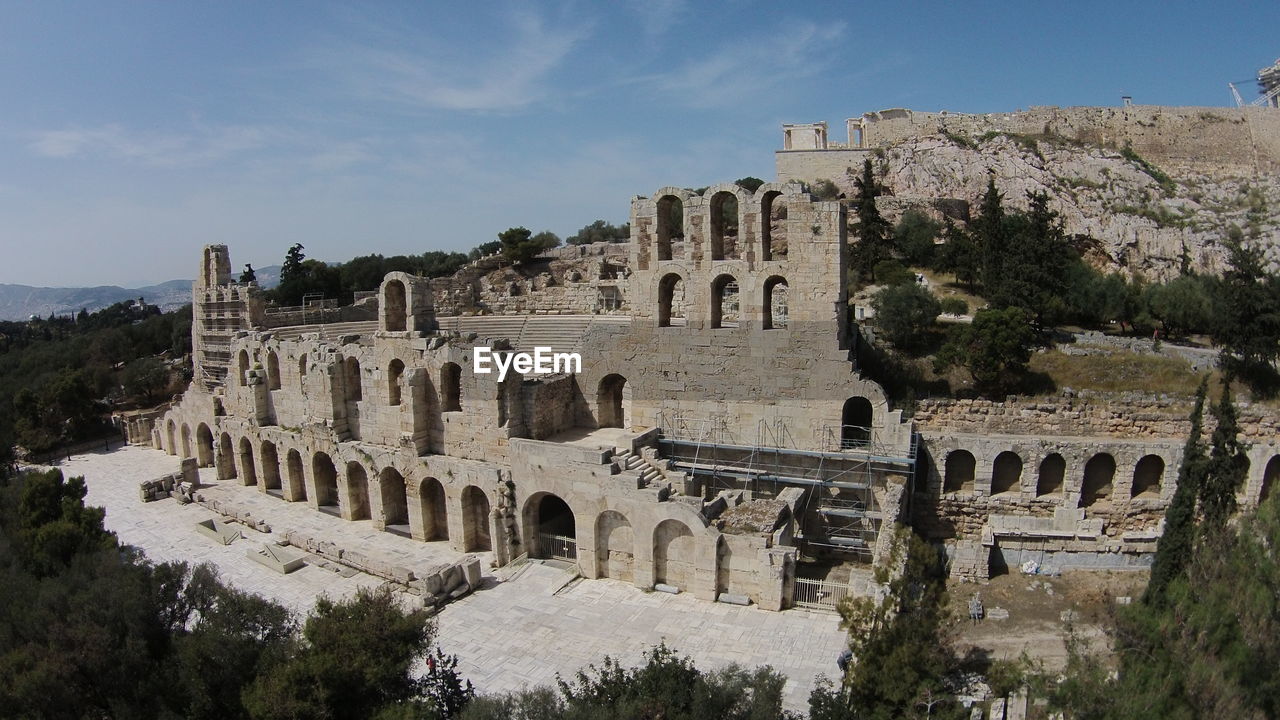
1082, 453, 1116, 507
387, 359, 404, 406
238, 350, 250, 386
761, 190, 787, 260
658, 273, 685, 327
383, 279, 406, 332
710, 274, 739, 329
763, 276, 788, 329
266, 350, 281, 390
297, 354, 307, 387
1261, 455, 1279, 505
598, 374, 629, 429
656, 195, 683, 261
991, 451, 1023, 495
344, 357, 362, 401
944, 450, 976, 493
1037, 453, 1065, 496
1132, 455, 1164, 498
709, 191, 738, 260
841, 396, 872, 448
441, 362, 462, 412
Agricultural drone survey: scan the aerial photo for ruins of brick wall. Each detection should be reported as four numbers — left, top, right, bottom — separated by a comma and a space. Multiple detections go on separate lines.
430, 245, 629, 316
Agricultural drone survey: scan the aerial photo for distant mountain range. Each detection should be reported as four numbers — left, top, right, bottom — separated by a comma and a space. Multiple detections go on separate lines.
0, 265, 281, 321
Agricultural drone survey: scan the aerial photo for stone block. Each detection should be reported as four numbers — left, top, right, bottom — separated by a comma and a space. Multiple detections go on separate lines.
462, 556, 482, 589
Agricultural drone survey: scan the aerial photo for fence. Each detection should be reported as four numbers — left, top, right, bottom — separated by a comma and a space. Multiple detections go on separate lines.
793, 577, 855, 612
538, 533, 577, 562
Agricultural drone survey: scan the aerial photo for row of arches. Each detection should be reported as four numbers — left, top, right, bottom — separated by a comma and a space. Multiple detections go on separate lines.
655, 190, 789, 263
657, 273, 788, 329
942, 449, 1177, 505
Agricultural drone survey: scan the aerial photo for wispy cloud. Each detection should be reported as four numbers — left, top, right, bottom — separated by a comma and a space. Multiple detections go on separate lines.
315, 7, 590, 113
649, 20, 847, 108
28, 124, 272, 165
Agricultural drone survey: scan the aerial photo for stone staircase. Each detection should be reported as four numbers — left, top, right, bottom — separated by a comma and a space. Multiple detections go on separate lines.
268, 320, 379, 342
613, 448, 679, 503
520, 316, 594, 352
435, 314, 632, 354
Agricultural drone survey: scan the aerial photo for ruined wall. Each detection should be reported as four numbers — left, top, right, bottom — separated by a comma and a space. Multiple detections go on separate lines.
430, 247, 629, 316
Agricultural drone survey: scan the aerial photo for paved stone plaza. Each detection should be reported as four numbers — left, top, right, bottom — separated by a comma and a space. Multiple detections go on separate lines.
41, 445, 847, 710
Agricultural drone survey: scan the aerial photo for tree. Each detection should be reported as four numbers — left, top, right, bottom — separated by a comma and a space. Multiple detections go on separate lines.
1198, 383, 1249, 532
991, 191, 1074, 327
934, 307, 1037, 394
566, 220, 630, 245
122, 356, 170, 406
735, 176, 766, 193
971, 174, 1007, 295
1212, 237, 1280, 395
850, 160, 893, 282
15, 469, 115, 575
934, 218, 979, 292
1144, 377, 1208, 605
280, 244, 306, 285
498, 227, 558, 265
872, 283, 941, 351
239, 264, 257, 284
893, 209, 942, 267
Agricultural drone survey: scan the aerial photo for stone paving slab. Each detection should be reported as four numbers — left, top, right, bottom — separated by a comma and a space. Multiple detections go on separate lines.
38, 445, 848, 711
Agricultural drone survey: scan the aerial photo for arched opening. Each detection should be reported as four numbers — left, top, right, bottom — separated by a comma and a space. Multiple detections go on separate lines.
841, 397, 873, 448
313, 452, 339, 512
344, 357, 362, 402
260, 440, 282, 494
384, 279, 407, 332
761, 191, 787, 260
657, 273, 685, 327
238, 437, 257, 487
166, 421, 177, 456
944, 450, 976, 493
379, 468, 410, 535
598, 374, 630, 429
441, 362, 462, 412
763, 276, 788, 329
286, 449, 307, 502
991, 451, 1023, 495
266, 351, 281, 390
217, 433, 236, 480
419, 477, 449, 541
461, 486, 492, 552
653, 519, 695, 589
1037, 454, 1065, 496
344, 462, 371, 521
1262, 455, 1279, 505
595, 510, 634, 581
195, 424, 214, 467
237, 350, 250, 386
180, 424, 192, 458
710, 274, 739, 329
709, 191, 739, 260
387, 359, 405, 406
297, 354, 307, 387
716, 536, 733, 596
526, 493, 576, 560
656, 195, 683, 261
1132, 455, 1164, 498
1081, 453, 1116, 507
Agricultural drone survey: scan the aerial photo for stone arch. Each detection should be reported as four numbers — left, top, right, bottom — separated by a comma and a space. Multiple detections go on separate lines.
388, 359, 405, 406
1262, 455, 1279, 505
708, 190, 739, 260
710, 273, 739, 329
266, 351, 281, 390
524, 492, 576, 560
378, 467, 409, 533
217, 432, 236, 480
195, 423, 214, 467
653, 519, 695, 590
657, 273, 686, 327
166, 420, 177, 456
461, 485, 492, 552
598, 374, 630, 429
343, 462, 371, 521
1081, 453, 1116, 507
763, 276, 788, 329
344, 357, 362, 402
841, 397, 873, 448
180, 424, 192, 459
441, 362, 462, 412
312, 452, 338, 511
1132, 455, 1165, 498
944, 450, 976, 493
383, 279, 407, 332
656, 194, 683, 261
991, 451, 1023, 496
1037, 453, 1065, 496
760, 190, 787, 260
419, 477, 449, 541
286, 449, 307, 501
237, 349, 250, 386
260, 440, 282, 493
238, 437, 257, 487
595, 510, 634, 581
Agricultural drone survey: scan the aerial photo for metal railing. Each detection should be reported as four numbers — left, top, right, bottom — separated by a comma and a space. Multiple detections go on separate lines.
793, 577, 854, 612
538, 533, 577, 562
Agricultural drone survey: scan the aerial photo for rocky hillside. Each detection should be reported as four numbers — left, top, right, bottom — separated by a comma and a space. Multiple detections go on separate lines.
827, 133, 1280, 279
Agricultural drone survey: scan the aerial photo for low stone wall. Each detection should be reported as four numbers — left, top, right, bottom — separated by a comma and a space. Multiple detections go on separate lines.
139, 457, 199, 503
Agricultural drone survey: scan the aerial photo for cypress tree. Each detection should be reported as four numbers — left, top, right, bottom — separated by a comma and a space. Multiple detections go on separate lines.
971, 173, 1007, 295
1143, 377, 1208, 605
850, 159, 892, 282
1199, 382, 1249, 532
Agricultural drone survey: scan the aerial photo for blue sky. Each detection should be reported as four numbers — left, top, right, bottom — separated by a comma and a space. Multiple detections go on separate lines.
1, 0, 1277, 287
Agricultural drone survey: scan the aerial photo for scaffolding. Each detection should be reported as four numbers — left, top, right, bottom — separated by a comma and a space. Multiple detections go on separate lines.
655, 413, 917, 560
